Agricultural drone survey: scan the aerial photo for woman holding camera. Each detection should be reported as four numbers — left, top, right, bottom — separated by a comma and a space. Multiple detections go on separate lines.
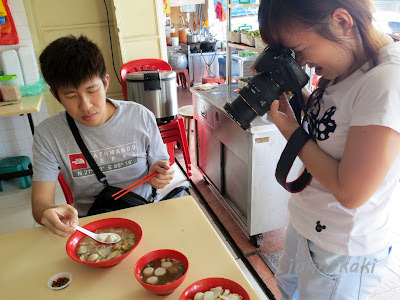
258, 0, 400, 299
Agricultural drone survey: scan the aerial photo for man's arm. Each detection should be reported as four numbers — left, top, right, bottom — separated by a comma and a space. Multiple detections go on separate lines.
32, 181, 78, 237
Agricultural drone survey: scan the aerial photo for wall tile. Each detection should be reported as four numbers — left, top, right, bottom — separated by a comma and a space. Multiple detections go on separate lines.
0, 143, 7, 158
0, 117, 14, 130
4, 141, 20, 156
12, 11, 29, 26
7, 0, 25, 12
17, 138, 32, 152
2, 130, 17, 142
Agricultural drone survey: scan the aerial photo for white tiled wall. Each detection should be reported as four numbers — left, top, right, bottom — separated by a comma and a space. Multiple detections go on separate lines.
0, 0, 50, 161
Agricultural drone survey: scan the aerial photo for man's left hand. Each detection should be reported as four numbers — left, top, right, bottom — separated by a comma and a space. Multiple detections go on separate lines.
148, 160, 174, 189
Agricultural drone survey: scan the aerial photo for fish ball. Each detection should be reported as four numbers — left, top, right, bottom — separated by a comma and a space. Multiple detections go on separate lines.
154, 267, 166, 276
143, 267, 154, 276
161, 261, 173, 269
194, 292, 205, 300
106, 234, 120, 243
77, 245, 87, 254
146, 276, 158, 285
88, 253, 99, 262
97, 233, 108, 242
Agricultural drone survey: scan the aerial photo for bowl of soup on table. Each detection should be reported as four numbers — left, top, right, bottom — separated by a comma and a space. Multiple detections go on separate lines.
66, 218, 142, 268
179, 277, 250, 300
134, 249, 189, 295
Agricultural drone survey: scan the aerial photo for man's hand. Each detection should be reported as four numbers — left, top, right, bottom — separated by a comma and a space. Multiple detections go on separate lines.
148, 160, 174, 189
41, 205, 79, 237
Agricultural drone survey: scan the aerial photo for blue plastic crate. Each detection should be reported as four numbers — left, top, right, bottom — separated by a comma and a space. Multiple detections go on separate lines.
218, 56, 240, 78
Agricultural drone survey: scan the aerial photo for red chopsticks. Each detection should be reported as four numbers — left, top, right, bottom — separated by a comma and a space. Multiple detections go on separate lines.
112, 172, 157, 200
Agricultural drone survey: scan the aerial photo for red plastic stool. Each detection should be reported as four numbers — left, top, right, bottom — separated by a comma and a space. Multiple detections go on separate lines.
174, 69, 190, 89
202, 76, 225, 84
158, 115, 192, 179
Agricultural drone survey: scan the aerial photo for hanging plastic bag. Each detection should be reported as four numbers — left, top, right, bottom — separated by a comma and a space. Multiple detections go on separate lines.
19, 75, 49, 97
0, 0, 19, 45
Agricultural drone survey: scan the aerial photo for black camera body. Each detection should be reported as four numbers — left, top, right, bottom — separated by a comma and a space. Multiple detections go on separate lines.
224, 46, 309, 130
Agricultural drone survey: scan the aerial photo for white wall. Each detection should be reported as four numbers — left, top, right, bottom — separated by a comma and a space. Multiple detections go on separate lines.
0, 0, 50, 161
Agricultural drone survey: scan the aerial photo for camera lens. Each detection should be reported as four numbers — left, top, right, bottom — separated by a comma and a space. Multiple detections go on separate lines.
223, 73, 282, 130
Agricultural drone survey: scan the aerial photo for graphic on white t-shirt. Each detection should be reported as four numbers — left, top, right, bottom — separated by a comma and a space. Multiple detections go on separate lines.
69, 142, 138, 178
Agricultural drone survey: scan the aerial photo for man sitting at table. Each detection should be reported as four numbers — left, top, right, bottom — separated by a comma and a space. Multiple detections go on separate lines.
31, 35, 174, 237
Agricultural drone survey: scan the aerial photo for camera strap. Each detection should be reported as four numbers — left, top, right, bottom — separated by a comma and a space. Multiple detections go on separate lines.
275, 126, 312, 192
275, 92, 312, 193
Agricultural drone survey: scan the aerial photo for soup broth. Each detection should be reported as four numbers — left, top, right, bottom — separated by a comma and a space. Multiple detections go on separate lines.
140, 258, 185, 285
76, 227, 136, 262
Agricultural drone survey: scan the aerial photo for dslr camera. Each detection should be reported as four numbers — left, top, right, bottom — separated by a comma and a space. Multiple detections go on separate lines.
224, 45, 309, 130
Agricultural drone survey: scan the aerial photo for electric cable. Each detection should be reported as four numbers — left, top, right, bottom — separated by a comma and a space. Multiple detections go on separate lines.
200, 50, 217, 77
103, 0, 121, 85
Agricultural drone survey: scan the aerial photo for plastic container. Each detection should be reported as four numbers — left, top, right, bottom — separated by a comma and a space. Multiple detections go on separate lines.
0, 75, 22, 102
171, 37, 179, 46
218, 56, 240, 77
17, 47, 40, 85
0, 50, 25, 86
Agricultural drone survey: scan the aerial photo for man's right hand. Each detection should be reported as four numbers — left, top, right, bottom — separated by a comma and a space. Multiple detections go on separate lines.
41, 205, 79, 237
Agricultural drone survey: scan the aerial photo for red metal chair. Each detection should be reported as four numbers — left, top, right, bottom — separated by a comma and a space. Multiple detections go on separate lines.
58, 173, 73, 205
120, 59, 192, 179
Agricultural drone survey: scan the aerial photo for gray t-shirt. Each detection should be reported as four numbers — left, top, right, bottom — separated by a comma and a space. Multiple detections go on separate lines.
32, 98, 169, 216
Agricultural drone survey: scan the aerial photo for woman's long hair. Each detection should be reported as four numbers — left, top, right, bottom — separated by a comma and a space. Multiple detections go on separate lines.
258, 0, 389, 87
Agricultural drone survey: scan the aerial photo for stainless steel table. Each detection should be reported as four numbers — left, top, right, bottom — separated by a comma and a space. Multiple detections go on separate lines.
192, 84, 299, 247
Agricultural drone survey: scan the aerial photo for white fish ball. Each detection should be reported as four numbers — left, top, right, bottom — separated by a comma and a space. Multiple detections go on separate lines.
97, 233, 108, 242
194, 292, 205, 300
161, 261, 173, 269
77, 245, 87, 254
106, 234, 120, 243
88, 253, 99, 262
146, 276, 159, 285
154, 267, 166, 276
143, 267, 154, 276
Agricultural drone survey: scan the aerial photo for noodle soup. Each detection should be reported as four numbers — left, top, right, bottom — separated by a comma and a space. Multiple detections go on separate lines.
140, 258, 186, 285
76, 227, 136, 262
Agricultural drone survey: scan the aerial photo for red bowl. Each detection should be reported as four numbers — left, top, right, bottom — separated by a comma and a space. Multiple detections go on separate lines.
179, 277, 250, 300
134, 249, 189, 296
66, 218, 142, 268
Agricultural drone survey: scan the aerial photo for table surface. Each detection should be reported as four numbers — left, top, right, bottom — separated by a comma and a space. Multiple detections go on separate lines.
0, 196, 262, 299
0, 94, 43, 117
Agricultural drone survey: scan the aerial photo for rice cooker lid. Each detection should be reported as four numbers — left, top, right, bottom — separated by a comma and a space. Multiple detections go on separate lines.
126, 70, 176, 81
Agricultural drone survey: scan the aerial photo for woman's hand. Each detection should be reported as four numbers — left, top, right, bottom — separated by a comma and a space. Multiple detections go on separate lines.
267, 94, 300, 140
41, 204, 79, 237
148, 160, 174, 189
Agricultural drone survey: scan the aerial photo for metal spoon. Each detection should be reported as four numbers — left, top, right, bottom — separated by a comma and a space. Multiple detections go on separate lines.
74, 226, 121, 244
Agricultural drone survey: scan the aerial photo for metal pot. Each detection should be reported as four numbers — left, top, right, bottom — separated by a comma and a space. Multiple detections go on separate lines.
168, 52, 188, 70
187, 34, 200, 43
126, 71, 178, 122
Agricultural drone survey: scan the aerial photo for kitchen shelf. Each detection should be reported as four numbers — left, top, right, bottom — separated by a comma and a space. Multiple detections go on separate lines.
227, 42, 264, 53
227, 4, 259, 8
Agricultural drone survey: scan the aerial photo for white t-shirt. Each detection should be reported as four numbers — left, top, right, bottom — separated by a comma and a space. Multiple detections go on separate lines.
289, 42, 400, 256
32, 99, 169, 216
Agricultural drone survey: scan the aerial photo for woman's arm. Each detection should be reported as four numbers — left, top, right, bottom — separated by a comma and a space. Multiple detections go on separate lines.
298, 124, 400, 209
268, 98, 400, 209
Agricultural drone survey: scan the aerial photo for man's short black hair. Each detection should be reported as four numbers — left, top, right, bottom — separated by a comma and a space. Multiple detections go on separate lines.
39, 35, 106, 100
